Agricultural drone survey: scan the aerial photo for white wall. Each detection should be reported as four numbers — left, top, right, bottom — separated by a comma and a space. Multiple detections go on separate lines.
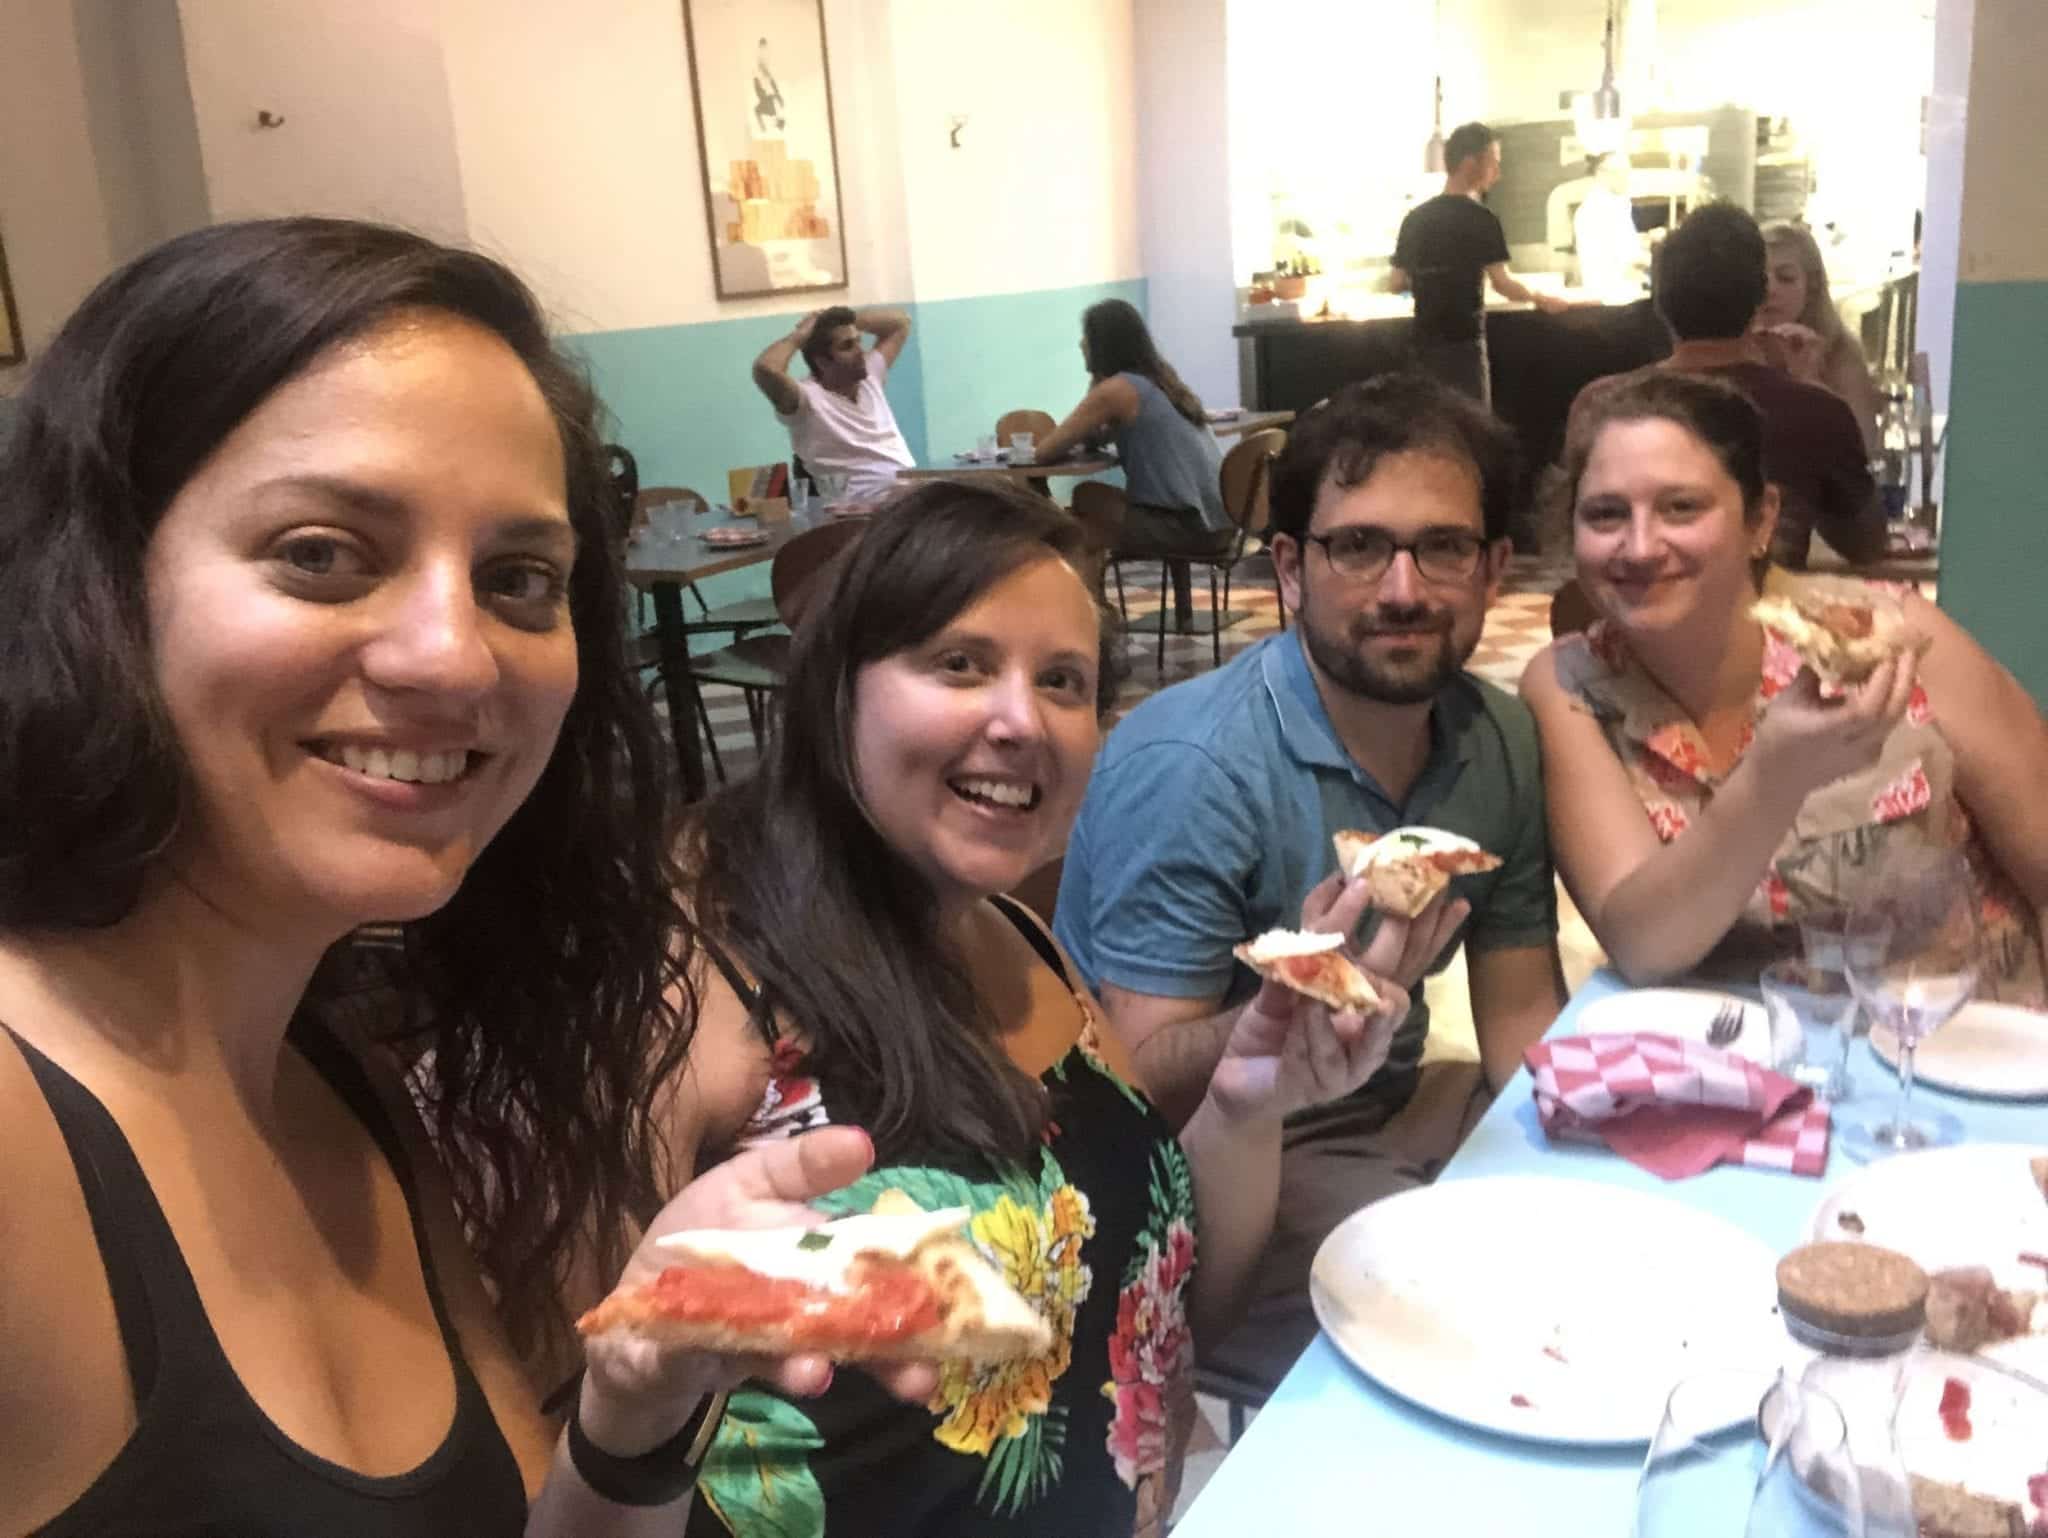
0, 0, 122, 386
887, 0, 1140, 303
1466, 0, 1930, 259
1223, 0, 1488, 279
1917, 0, 1972, 412
177, 0, 469, 237
1136, 0, 1237, 404
439, 0, 914, 335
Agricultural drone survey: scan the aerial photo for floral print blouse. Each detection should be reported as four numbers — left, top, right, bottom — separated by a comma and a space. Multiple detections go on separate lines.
685, 895, 1198, 1538
1553, 581, 2046, 1005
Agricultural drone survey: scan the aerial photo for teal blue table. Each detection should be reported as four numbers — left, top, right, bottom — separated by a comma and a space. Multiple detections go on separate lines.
1173, 969, 2046, 1536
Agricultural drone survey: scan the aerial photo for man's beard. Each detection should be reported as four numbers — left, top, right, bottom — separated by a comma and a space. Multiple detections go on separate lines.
1297, 593, 1471, 705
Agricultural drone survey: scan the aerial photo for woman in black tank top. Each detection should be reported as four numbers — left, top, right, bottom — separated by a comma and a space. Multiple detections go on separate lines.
0, 220, 896, 1536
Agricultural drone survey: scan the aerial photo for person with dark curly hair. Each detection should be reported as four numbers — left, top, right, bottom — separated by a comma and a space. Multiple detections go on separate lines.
0, 217, 925, 1535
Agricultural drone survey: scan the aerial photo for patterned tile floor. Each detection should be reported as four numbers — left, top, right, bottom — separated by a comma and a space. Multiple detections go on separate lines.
687, 552, 1571, 783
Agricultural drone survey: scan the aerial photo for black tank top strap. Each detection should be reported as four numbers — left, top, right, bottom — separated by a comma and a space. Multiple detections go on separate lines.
6, 1025, 181, 1398
988, 894, 1074, 989
694, 931, 778, 1044
285, 1016, 470, 1356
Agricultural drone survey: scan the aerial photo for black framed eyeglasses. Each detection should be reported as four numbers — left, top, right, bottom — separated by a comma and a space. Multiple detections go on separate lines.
1300, 527, 1487, 583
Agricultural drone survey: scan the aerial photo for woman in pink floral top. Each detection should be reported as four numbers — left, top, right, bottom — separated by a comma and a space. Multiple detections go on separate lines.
1522, 372, 2048, 1000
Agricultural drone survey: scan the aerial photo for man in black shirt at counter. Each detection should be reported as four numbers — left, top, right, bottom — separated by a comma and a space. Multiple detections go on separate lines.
1389, 122, 1569, 402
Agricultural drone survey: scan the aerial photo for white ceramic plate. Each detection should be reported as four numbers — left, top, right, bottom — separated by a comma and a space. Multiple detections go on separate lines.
1309, 1175, 1784, 1445
1869, 1001, 2048, 1099
1574, 987, 1771, 1066
1808, 1143, 2048, 1378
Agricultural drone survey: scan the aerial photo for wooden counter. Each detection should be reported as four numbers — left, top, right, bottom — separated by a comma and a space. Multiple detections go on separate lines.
1234, 302, 1671, 534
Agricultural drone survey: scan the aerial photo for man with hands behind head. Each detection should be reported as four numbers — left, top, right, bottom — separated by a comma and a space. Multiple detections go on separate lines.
750, 305, 914, 501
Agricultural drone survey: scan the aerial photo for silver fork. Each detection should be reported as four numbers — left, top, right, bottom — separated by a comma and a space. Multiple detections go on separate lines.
1706, 1001, 1745, 1049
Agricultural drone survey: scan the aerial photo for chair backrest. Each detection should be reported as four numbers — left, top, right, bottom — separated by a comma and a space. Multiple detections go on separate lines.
634, 485, 708, 531
1007, 854, 1064, 928
995, 408, 1056, 444
1218, 427, 1287, 535
1548, 576, 1597, 638
605, 444, 639, 541
770, 518, 867, 629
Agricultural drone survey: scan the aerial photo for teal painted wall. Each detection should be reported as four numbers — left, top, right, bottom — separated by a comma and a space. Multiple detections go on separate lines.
567, 276, 1145, 617
911, 278, 1147, 461
1938, 279, 2048, 705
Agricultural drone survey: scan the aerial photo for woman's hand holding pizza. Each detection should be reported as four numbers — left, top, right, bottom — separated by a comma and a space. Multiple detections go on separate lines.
1751, 652, 1918, 799
577, 1127, 939, 1455
1210, 874, 1410, 1123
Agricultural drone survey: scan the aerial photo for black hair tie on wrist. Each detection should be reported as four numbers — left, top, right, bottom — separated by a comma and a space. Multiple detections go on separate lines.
567, 1389, 727, 1507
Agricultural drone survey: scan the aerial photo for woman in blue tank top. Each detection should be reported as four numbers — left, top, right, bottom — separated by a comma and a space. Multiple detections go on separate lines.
1037, 300, 1230, 621
0, 220, 928, 1536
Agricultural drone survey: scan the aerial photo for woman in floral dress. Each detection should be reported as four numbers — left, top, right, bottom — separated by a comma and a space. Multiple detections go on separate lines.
571, 482, 1409, 1538
1521, 371, 2048, 999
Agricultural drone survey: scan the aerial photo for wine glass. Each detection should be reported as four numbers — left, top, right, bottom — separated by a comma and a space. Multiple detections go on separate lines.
1634, 1371, 1863, 1537
1842, 848, 1982, 1158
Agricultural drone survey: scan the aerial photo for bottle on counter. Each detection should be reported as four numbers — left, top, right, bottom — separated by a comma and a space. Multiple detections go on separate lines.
1878, 389, 1912, 527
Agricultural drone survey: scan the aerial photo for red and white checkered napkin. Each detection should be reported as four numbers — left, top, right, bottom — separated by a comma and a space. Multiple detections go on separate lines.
1524, 1032, 1831, 1179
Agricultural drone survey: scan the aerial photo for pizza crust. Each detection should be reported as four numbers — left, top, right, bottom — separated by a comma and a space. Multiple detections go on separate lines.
1332, 827, 1503, 919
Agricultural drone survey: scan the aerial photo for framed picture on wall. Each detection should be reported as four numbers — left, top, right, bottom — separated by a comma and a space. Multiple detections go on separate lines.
682, 0, 850, 299
0, 229, 23, 365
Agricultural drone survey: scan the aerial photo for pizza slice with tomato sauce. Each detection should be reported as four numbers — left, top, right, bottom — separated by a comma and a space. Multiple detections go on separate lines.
1332, 826, 1503, 919
576, 1191, 1052, 1364
1750, 580, 1926, 687
1232, 929, 1383, 1013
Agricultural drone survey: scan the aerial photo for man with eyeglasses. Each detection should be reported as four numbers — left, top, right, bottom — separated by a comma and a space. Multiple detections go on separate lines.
1055, 374, 1565, 1392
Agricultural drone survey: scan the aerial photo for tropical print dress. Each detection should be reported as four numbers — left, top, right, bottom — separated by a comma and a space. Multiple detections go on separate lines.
685, 895, 1199, 1538
1552, 575, 2046, 1004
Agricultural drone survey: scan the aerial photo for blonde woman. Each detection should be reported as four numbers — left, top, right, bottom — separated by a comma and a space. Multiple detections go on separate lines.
1757, 222, 1882, 453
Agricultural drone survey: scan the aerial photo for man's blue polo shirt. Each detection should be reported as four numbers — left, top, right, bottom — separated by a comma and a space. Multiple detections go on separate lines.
1054, 630, 1554, 1110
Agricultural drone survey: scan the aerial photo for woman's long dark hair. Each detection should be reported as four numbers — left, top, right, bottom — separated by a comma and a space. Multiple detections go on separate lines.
1082, 297, 1208, 430
681, 481, 1120, 1170
0, 218, 688, 1355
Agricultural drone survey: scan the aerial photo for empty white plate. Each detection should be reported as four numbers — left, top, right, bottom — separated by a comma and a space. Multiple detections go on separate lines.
1310, 1175, 1784, 1445
1869, 1001, 2048, 1100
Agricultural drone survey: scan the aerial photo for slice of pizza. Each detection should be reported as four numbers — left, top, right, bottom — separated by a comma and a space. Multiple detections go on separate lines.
1332, 826, 1503, 919
1750, 580, 1927, 687
577, 1190, 1052, 1364
1923, 1265, 2045, 1354
1232, 929, 1383, 1013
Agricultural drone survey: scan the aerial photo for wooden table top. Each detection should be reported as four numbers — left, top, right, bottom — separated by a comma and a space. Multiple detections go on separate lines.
895, 454, 1118, 484
625, 507, 832, 585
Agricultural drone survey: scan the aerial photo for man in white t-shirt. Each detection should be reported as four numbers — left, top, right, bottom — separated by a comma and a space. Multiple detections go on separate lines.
750, 305, 914, 502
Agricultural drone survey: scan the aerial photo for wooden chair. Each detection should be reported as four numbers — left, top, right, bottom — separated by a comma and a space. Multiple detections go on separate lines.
1548, 577, 1597, 638
1105, 427, 1287, 674
1007, 855, 1064, 929
687, 518, 868, 751
994, 408, 1056, 444
996, 410, 1059, 498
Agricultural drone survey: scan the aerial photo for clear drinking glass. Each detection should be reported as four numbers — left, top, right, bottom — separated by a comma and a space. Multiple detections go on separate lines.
789, 478, 813, 517
1793, 909, 1893, 1102
1842, 850, 1982, 1157
1633, 1371, 1863, 1538
1010, 431, 1036, 463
